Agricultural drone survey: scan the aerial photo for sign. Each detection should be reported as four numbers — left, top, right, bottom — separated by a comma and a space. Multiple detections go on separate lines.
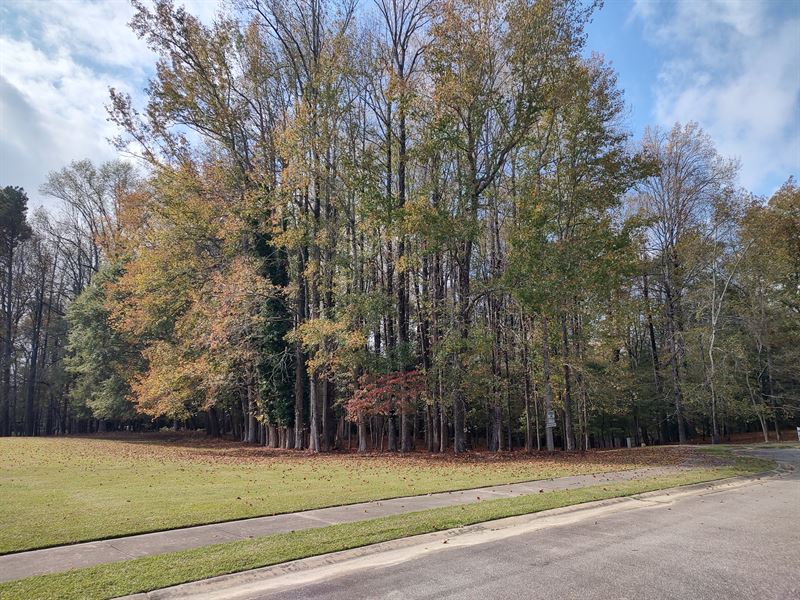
796, 426, 800, 442
546, 409, 556, 429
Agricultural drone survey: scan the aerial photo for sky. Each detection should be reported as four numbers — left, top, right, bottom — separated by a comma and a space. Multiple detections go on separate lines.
1, 0, 798, 213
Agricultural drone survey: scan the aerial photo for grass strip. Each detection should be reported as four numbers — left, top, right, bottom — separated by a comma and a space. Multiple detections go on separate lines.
0, 437, 687, 554
0, 456, 771, 600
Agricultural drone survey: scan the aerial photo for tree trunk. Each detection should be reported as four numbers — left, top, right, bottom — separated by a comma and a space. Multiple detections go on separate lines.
358, 413, 368, 453
642, 272, 664, 398
745, 372, 769, 443
439, 398, 447, 453
207, 408, 220, 437
432, 401, 440, 452
322, 378, 335, 451
387, 412, 397, 452
522, 316, 533, 452
454, 242, 473, 454
2, 240, 14, 436
246, 382, 257, 444
541, 315, 555, 452
24, 279, 45, 436
294, 247, 306, 450
664, 283, 687, 444
308, 158, 322, 452
401, 411, 413, 452
269, 424, 279, 448
559, 314, 575, 451
309, 374, 320, 452
397, 96, 413, 443
572, 313, 590, 451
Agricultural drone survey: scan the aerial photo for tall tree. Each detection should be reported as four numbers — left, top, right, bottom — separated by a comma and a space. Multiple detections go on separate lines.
637, 123, 737, 444
1, 186, 32, 435
426, 0, 593, 452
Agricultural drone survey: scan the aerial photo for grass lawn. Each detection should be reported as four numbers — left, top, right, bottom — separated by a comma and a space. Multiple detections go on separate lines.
0, 434, 692, 554
0, 454, 772, 600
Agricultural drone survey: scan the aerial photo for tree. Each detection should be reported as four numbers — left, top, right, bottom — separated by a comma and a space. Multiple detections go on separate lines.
65, 263, 140, 426
8, 0, 787, 450
637, 123, 737, 444
41, 159, 137, 273
1, 186, 32, 435
508, 56, 640, 450
736, 180, 800, 440
426, 0, 594, 452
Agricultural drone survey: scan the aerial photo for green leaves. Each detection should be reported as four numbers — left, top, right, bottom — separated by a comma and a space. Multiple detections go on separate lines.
65, 263, 140, 422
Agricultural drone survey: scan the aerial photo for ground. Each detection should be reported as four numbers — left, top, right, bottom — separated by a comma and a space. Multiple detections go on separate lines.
250, 448, 799, 600
0, 432, 691, 554
0, 461, 771, 599
0, 435, 788, 600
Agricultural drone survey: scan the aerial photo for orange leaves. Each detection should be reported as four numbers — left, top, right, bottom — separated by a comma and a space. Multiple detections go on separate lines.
203, 256, 275, 354
105, 159, 281, 419
346, 370, 427, 421
131, 342, 205, 418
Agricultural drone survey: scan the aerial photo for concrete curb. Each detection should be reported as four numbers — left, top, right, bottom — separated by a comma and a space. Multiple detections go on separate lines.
0, 465, 690, 582
119, 467, 785, 600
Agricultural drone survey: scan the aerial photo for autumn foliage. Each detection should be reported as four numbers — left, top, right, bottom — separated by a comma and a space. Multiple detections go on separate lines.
4, 0, 797, 452
346, 370, 427, 421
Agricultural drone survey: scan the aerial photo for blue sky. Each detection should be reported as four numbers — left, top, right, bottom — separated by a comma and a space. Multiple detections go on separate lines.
1, 0, 798, 212
587, 0, 799, 195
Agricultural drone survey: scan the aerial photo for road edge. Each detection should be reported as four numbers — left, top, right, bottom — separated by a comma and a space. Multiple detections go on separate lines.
121, 467, 785, 600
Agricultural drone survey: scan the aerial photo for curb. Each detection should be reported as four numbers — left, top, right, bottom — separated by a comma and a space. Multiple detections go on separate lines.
119, 467, 784, 600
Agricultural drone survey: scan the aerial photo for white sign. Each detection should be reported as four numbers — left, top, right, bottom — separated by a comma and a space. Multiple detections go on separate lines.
546, 410, 556, 429
796, 426, 800, 441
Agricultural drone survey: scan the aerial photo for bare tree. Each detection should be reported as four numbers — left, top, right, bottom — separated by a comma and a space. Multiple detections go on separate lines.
638, 123, 737, 443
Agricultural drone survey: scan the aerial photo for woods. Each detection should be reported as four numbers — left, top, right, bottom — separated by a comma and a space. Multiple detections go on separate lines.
1, 0, 798, 449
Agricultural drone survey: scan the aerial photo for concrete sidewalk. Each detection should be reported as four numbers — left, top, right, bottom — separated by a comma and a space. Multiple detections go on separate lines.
123, 451, 796, 600
0, 464, 688, 582
121, 475, 779, 600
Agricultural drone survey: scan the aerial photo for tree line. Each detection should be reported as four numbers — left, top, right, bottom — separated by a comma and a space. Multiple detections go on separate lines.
1, 0, 797, 450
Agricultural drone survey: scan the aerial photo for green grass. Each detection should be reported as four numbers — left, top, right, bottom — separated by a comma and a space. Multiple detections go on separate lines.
757, 443, 800, 448
698, 444, 800, 457
0, 435, 689, 554
728, 442, 800, 449
0, 455, 771, 600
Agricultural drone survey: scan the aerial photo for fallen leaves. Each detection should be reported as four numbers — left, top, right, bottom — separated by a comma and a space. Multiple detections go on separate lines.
0, 433, 704, 554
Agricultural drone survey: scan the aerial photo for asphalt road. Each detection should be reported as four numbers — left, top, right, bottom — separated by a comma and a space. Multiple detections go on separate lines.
258, 448, 800, 600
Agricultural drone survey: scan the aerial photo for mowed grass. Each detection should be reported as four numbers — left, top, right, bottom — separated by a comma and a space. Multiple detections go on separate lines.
0, 455, 772, 600
0, 434, 689, 554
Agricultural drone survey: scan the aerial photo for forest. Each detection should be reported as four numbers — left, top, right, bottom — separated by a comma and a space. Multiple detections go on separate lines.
1, 0, 798, 452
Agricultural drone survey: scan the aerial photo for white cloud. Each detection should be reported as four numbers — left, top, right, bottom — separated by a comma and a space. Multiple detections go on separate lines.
632, 0, 800, 194
23, 0, 153, 70
0, 0, 221, 212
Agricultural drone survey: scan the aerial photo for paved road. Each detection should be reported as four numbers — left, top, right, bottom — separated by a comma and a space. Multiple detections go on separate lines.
0, 464, 687, 582
153, 448, 798, 600
264, 448, 800, 600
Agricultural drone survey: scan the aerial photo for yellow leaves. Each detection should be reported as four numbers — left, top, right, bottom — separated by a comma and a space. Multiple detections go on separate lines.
395, 252, 418, 275
291, 317, 366, 378
273, 227, 306, 252
107, 237, 205, 338
108, 155, 294, 417
131, 341, 202, 419
125, 254, 278, 418
203, 257, 275, 350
